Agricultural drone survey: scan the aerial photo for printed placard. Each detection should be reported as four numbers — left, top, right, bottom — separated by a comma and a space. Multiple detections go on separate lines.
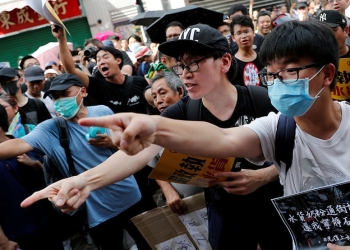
332, 58, 350, 100
272, 181, 350, 249
149, 149, 235, 188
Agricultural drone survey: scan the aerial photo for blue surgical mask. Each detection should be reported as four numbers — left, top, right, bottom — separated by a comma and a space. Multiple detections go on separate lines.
53, 88, 83, 119
267, 66, 325, 117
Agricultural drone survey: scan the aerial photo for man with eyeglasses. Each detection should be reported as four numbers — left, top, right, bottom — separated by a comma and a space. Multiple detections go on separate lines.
23, 24, 292, 250
231, 15, 264, 86
226, 4, 264, 55
165, 21, 184, 41
63, 20, 349, 250
18, 55, 40, 70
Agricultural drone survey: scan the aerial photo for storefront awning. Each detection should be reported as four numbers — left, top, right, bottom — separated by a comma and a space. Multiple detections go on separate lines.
0, 0, 28, 13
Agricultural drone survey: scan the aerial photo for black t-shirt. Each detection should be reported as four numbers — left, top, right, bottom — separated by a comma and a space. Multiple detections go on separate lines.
161, 85, 281, 206
230, 33, 264, 55
88, 75, 148, 114
232, 54, 264, 86
21, 98, 52, 125
340, 46, 350, 58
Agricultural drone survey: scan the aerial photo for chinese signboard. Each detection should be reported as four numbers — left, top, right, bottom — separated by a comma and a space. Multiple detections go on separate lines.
0, 0, 81, 36
149, 149, 235, 188
332, 58, 350, 100
272, 181, 350, 249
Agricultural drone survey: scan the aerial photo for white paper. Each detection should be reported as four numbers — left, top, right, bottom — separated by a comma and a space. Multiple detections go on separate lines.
23, 0, 70, 34
178, 208, 211, 250
155, 234, 196, 250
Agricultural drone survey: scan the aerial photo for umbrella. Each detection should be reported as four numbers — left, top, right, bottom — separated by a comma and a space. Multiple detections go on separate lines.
94, 31, 121, 41
31, 42, 73, 68
146, 5, 223, 44
130, 10, 166, 26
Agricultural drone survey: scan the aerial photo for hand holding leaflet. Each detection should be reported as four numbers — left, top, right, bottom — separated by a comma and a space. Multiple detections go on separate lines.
23, 0, 70, 35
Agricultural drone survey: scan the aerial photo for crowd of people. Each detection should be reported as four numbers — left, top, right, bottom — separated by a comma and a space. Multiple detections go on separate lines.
0, 0, 350, 250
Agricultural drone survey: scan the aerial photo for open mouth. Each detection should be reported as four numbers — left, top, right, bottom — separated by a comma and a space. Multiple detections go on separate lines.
100, 66, 109, 73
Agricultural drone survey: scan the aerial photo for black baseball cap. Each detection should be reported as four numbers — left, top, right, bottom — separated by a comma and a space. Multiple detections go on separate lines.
0, 67, 20, 78
318, 10, 347, 28
158, 24, 232, 59
24, 66, 44, 82
43, 73, 83, 98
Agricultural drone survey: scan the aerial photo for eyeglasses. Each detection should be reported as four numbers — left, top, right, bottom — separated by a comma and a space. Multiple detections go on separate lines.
234, 29, 253, 38
25, 62, 40, 68
258, 63, 325, 86
166, 34, 180, 40
173, 56, 213, 75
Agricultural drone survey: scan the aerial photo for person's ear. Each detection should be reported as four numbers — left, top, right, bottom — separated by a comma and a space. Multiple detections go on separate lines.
177, 87, 184, 97
221, 53, 232, 74
322, 63, 336, 88
81, 87, 88, 97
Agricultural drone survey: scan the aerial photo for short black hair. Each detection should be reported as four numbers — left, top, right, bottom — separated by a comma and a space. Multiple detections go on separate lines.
127, 34, 142, 43
228, 4, 248, 17
165, 21, 185, 31
177, 49, 237, 83
217, 22, 230, 29
84, 38, 102, 48
230, 15, 254, 34
257, 11, 271, 22
260, 20, 339, 90
0, 104, 9, 132
93, 46, 124, 69
19, 55, 35, 70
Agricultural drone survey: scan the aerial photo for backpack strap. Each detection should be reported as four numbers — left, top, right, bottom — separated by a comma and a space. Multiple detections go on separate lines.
246, 85, 276, 118
54, 117, 76, 176
123, 75, 134, 106
275, 114, 296, 178
141, 61, 146, 76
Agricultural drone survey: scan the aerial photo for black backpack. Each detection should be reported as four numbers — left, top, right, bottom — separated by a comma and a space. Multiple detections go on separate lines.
185, 85, 275, 172
42, 117, 87, 230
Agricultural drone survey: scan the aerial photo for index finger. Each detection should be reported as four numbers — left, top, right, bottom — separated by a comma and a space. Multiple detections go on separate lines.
21, 187, 53, 208
79, 115, 124, 130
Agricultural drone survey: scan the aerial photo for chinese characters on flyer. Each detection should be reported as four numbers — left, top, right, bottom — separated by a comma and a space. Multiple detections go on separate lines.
272, 181, 350, 249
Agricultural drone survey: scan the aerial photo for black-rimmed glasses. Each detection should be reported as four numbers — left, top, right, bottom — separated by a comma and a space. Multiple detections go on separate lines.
173, 56, 212, 75
258, 63, 325, 86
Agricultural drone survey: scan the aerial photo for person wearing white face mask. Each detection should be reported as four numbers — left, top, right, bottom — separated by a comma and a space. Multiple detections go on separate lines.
0, 73, 152, 250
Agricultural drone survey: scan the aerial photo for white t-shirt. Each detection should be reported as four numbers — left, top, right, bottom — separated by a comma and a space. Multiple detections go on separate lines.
245, 101, 350, 196
26, 91, 56, 118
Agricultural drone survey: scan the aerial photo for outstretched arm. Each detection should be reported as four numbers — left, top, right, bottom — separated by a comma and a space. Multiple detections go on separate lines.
21, 144, 162, 211
0, 139, 33, 160
78, 113, 264, 160
52, 25, 90, 88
